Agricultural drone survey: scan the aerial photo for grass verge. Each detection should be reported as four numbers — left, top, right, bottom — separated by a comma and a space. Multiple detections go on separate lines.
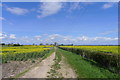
42, 48, 54, 60
58, 48, 120, 78
47, 48, 62, 78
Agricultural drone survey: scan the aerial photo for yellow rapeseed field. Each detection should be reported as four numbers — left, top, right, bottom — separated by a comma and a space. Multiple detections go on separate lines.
1, 45, 53, 63
60, 46, 119, 54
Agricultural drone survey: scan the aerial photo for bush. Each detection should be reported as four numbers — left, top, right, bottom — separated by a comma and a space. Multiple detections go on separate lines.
59, 47, 120, 74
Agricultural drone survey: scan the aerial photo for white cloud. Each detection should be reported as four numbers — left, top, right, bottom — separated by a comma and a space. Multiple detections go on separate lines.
9, 34, 16, 39
37, 2, 63, 18
1, 33, 118, 45
93, 37, 117, 41
82, 2, 94, 5
0, 17, 5, 21
77, 36, 88, 41
0, 17, 14, 25
102, 3, 116, 9
0, 4, 2, 7
35, 35, 41, 40
49, 34, 62, 40
0, 32, 7, 39
6, 7, 29, 15
68, 2, 81, 12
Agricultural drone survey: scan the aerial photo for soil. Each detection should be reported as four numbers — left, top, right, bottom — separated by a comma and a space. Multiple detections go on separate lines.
58, 56, 77, 78
21, 52, 55, 78
2, 58, 42, 78
0, 65, 2, 79
46, 52, 77, 78
2, 52, 77, 78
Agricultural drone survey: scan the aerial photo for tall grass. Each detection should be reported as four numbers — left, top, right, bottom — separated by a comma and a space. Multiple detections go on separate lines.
58, 48, 120, 78
59, 46, 120, 74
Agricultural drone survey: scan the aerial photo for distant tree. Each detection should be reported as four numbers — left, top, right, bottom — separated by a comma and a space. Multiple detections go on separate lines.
1, 43, 5, 45
13, 43, 21, 46
39, 43, 43, 45
7, 43, 11, 46
46, 43, 49, 45
54, 42, 58, 46
50, 44, 53, 45
60, 44, 64, 46
7, 43, 13, 46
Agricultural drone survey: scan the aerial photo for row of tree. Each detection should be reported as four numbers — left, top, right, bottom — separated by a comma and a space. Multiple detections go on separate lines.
1, 43, 117, 46
0, 42, 58, 46
1, 43, 22, 46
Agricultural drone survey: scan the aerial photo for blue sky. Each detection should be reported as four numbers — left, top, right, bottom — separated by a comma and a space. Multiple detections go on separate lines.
0, 2, 118, 45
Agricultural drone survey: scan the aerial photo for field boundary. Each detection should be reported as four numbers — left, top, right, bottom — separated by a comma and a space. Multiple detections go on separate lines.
12, 49, 54, 78
59, 47, 120, 74
58, 48, 120, 78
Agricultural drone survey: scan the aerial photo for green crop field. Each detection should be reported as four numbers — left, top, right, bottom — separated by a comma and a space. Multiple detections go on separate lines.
57, 48, 120, 78
1, 45, 53, 63
1, 45, 120, 78
59, 45, 120, 74
60, 46, 119, 54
